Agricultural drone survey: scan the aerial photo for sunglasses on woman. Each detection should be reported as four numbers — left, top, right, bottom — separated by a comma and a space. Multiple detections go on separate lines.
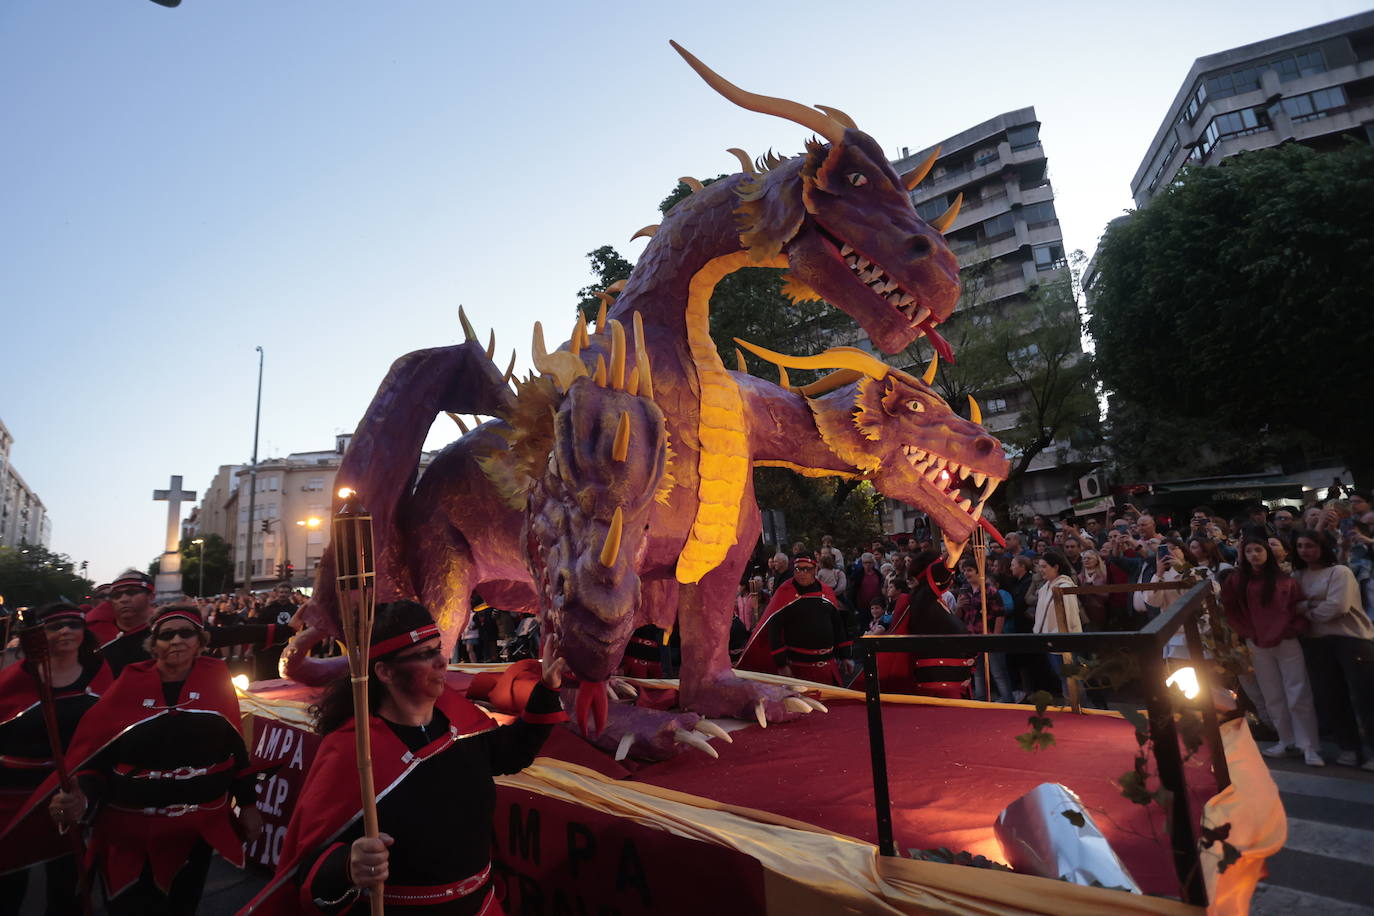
44, 620, 84, 632
155, 627, 200, 642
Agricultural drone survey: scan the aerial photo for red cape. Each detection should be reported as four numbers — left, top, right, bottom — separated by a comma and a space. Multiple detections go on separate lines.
0, 657, 114, 730
239, 686, 498, 915
85, 601, 118, 647
0, 655, 244, 883
734, 578, 841, 676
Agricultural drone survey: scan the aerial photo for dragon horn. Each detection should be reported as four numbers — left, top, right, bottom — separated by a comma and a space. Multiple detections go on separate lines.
612, 411, 630, 462
734, 347, 748, 373
607, 279, 626, 294
932, 193, 962, 233
795, 369, 864, 397
814, 104, 856, 129
593, 354, 607, 387
778, 365, 790, 388
486, 329, 496, 360
570, 317, 582, 358
923, 352, 939, 385
594, 293, 610, 329
669, 41, 845, 145
609, 319, 627, 390
458, 305, 478, 343
632, 311, 653, 399
968, 395, 983, 425
446, 412, 469, 434
679, 176, 704, 192
726, 148, 756, 175
504, 349, 517, 384
734, 337, 895, 381
626, 365, 640, 397
576, 312, 590, 351
532, 322, 587, 390
630, 224, 659, 241
599, 507, 624, 568
901, 146, 941, 191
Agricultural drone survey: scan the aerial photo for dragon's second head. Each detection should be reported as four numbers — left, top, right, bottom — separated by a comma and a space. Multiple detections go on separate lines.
672, 41, 962, 359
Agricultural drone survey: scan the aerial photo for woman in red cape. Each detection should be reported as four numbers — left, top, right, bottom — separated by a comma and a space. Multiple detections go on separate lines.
239, 600, 568, 915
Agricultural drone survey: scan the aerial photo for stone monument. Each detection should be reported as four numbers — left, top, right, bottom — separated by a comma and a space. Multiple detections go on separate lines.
153, 474, 196, 601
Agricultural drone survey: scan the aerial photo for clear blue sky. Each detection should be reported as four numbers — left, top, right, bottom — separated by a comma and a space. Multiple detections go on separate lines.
2, 0, 1366, 584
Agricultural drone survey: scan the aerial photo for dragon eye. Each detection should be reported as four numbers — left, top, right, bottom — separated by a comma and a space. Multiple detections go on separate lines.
905, 399, 924, 413
846, 172, 868, 188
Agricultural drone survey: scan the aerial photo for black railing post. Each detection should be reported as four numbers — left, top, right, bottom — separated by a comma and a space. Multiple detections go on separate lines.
1143, 654, 1207, 905
861, 641, 896, 857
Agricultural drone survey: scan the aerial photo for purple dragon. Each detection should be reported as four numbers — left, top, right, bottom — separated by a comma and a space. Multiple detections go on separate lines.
287, 43, 1010, 761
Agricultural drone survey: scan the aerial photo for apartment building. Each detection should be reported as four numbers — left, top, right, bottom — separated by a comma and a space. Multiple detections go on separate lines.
886, 108, 1091, 526
1132, 10, 1374, 207
0, 418, 50, 549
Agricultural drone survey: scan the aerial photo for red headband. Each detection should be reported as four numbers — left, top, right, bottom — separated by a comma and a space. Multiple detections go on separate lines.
42, 609, 85, 625
371, 623, 441, 659
153, 608, 205, 631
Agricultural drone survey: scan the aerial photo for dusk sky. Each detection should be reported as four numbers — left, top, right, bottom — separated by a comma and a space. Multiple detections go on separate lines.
2, 0, 1367, 584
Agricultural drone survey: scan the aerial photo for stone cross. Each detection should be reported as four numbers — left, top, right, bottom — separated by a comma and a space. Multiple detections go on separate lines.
153, 475, 197, 599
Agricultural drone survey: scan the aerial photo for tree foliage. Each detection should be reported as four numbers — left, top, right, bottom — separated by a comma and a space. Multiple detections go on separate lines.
1088, 142, 1374, 482
0, 544, 95, 607
148, 534, 234, 596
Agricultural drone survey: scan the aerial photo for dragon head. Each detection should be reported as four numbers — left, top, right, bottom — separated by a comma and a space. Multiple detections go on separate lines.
672, 41, 962, 359
738, 339, 1010, 564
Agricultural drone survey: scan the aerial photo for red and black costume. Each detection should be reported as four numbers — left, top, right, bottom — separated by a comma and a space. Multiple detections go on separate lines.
735, 576, 851, 685
0, 654, 253, 913
621, 624, 666, 679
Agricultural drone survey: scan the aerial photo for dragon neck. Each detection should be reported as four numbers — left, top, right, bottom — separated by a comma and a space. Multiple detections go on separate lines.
675, 250, 786, 585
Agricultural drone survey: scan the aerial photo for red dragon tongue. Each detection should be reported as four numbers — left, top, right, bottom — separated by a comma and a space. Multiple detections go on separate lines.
978, 516, 1008, 548
574, 680, 609, 738
924, 323, 955, 364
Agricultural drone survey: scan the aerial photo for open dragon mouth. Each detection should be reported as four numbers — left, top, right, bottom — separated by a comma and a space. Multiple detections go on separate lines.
900, 444, 1002, 561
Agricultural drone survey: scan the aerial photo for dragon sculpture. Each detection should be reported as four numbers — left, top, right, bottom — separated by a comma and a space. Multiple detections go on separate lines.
291, 43, 1010, 760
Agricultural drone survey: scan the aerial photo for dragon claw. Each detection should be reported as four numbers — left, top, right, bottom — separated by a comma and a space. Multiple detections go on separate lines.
694, 719, 733, 743
782, 697, 813, 715
673, 728, 719, 759
801, 696, 828, 713
754, 699, 768, 729
614, 733, 634, 762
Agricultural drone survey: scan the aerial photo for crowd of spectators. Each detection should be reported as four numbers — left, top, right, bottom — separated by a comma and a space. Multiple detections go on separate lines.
741, 490, 1374, 770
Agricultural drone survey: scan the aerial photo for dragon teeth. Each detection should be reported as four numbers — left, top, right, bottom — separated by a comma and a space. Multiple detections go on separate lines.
912, 306, 932, 325
841, 243, 854, 256
958, 497, 973, 512
972, 471, 986, 487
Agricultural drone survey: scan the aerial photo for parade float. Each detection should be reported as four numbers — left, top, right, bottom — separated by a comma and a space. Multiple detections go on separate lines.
237, 43, 1284, 915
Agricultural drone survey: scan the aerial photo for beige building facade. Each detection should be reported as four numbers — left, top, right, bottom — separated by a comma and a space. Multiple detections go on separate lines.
0, 418, 51, 550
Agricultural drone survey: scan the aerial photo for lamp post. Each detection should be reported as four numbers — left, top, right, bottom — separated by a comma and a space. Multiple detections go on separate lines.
243, 346, 264, 591
295, 516, 322, 585
192, 538, 205, 597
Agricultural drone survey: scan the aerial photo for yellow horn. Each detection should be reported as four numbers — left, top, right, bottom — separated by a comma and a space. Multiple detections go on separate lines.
733, 337, 892, 379
606, 279, 626, 294
446, 412, 469, 434
901, 146, 941, 191
679, 176, 704, 192
593, 354, 607, 387
612, 411, 630, 462
594, 293, 610, 329
922, 352, 939, 385
532, 322, 587, 390
570, 317, 583, 358
669, 40, 845, 145
778, 365, 791, 388
458, 305, 477, 343
486, 329, 496, 360
734, 347, 748, 373
631, 224, 658, 241
626, 365, 640, 397
504, 350, 517, 385
932, 193, 962, 233
576, 312, 590, 350
968, 395, 983, 425
599, 507, 624, 568
814, 104, 857, 129
795, 368, 864, 397
726, 148, 756, 175
632, 311, 653, 400
609, 319, 626, 390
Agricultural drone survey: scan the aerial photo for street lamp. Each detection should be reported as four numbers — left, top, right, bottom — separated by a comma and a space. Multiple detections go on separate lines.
192, 538, 205, 597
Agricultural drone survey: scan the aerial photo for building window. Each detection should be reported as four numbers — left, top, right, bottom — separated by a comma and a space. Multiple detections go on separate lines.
237, 561, 244, 579
305, 476, 324, 491
1020, 200, 1057, 227
981, 212, 1016, 243
1275, 86, 1347, 123
1198, 106, 1270, 158
1273, 49, 1326, 81
1033, 244, 1066, 271
1206, 64, 1266, 100
916, 197, 951, 222
986, 397, 1008, 414
974, 148, 999, 167
1007, 124, 1039, 151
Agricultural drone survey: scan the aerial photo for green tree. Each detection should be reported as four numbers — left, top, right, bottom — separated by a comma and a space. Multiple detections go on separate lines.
148, 534, 233, 596
0, 543, 95, 607
575, 245, 634, 322
1088, 142, 1374, 483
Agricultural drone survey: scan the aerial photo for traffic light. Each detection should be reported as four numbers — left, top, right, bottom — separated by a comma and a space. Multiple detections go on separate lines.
276, 562, 285, 578
262, 520, 271, 533
285, 563, 295, 579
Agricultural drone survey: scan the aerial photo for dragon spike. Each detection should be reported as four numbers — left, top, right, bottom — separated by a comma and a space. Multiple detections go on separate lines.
932, 193, 962, 233
795, 368, 864, 397
679, 176, 704, 192
814, 104, 857, 129
458, 305, 478, 343
576, 312, 590, 350
570, 318, 583, 358
599, 507, 624, 568
606, 279, 626, 294
632, 311, 653, 400
968, 394, 983, 425
486, 329, 496, 360
922, 352, 939, 385
532, 322, 588, 390
901, 145, 941, 190
504, 349, 517, 384
778, 365, 791, 388
726, 148, 756, 175
446, 412, 469, 434
669, 40, 845, 145
593, 354, 607, 387
626, 365, 640, 397
631, 224, 659, 241
612, 411, 630, 462
609, 319, 627, 390
734, 337, 921, 388
735, 347, 748, 373
594, 293, 610, 329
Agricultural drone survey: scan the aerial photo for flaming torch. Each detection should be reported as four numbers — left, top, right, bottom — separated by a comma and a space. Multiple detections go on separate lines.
332, 487, 385, 915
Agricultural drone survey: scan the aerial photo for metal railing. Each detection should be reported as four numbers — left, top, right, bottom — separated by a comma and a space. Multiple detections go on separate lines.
856, 579, 1225, 906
